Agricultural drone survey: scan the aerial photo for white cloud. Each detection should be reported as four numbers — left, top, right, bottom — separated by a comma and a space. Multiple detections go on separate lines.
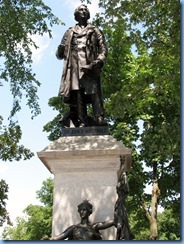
31, 34, 50, 63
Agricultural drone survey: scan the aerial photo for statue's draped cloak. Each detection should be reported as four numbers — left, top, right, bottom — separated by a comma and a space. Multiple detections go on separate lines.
57, 24, 107, 102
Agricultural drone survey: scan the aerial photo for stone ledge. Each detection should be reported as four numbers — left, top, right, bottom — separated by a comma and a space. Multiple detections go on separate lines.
37, 135, 132, 174
39, 135, 131, 152
40, 157, 120, 174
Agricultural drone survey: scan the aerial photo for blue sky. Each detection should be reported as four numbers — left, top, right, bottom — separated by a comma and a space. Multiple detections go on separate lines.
0, 0, 99, 236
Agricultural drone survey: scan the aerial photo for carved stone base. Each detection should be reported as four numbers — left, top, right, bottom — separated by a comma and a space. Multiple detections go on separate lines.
37, 134, 131, 240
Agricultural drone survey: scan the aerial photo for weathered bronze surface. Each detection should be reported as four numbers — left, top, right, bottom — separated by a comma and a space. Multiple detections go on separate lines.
56, 4, 107, 127
114, 156, 134, 240
49, 200, 114, 240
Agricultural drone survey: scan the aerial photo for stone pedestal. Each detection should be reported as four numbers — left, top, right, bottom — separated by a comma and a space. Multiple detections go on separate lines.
37, 133, 131, 240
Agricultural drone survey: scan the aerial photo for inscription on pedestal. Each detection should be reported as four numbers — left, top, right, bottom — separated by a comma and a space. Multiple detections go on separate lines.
61, 126, 109, 137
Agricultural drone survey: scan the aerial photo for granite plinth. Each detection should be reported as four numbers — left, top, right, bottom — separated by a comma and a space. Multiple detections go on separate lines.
37, 134, 132, 240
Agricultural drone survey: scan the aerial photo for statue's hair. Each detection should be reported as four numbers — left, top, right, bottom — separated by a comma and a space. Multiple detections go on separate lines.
77, 199, 93, 215
74, 4, 90, 22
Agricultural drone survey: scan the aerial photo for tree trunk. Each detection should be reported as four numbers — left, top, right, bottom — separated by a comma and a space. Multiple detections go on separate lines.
141, 179, 160, 240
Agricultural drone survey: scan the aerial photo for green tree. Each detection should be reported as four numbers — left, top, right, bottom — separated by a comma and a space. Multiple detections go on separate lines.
95, 0, 180, 240
1, 178, 53, 240
0, 0, 62, 229
0, 0, 62, 161
0, 179, 11, 227
157, 207, 180, 240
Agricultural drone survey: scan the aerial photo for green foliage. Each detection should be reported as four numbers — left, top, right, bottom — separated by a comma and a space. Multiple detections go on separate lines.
0, 118, 34, 161
98, 0, 180, 208
0, 179, 11, 227
1, 178, 53, 240
129, 208, 150, 240
36, 178, 53, 207
158, 208, 180, 240
0, 0, 62, 162
104, 0, 180, 239
2, 217, 28, 240
2, 205, 52, 240
0, 0, 61, 118
43, 96, 69, 141
0, 1, 61, 232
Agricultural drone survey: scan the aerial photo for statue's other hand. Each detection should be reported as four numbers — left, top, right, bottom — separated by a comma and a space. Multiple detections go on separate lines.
57, 44, 65, 58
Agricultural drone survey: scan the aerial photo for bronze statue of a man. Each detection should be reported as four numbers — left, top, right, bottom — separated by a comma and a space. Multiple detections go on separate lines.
56, 4, 107, 127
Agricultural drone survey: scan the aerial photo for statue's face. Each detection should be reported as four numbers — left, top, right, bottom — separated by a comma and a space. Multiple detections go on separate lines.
78, 206, 89, 219
77, 5, 89, 20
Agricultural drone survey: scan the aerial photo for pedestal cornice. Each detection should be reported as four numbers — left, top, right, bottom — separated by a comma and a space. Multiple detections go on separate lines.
37, 135, 131, 174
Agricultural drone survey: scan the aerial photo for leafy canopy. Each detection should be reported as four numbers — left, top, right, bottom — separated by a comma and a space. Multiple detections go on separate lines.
0, 179, 11, 227
0, 0, 62, 161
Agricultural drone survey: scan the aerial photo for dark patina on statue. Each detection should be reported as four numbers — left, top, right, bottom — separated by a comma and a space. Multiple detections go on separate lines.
114, 156, 134, 240
56, 4, 107, 128
48, 200, 114, 240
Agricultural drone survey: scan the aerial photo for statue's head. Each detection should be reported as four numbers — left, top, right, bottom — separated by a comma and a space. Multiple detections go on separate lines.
77, 199, 93, 216
74, 4, 90, 22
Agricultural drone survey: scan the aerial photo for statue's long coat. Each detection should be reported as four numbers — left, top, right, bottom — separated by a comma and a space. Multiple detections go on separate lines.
56, 24, 107, 102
